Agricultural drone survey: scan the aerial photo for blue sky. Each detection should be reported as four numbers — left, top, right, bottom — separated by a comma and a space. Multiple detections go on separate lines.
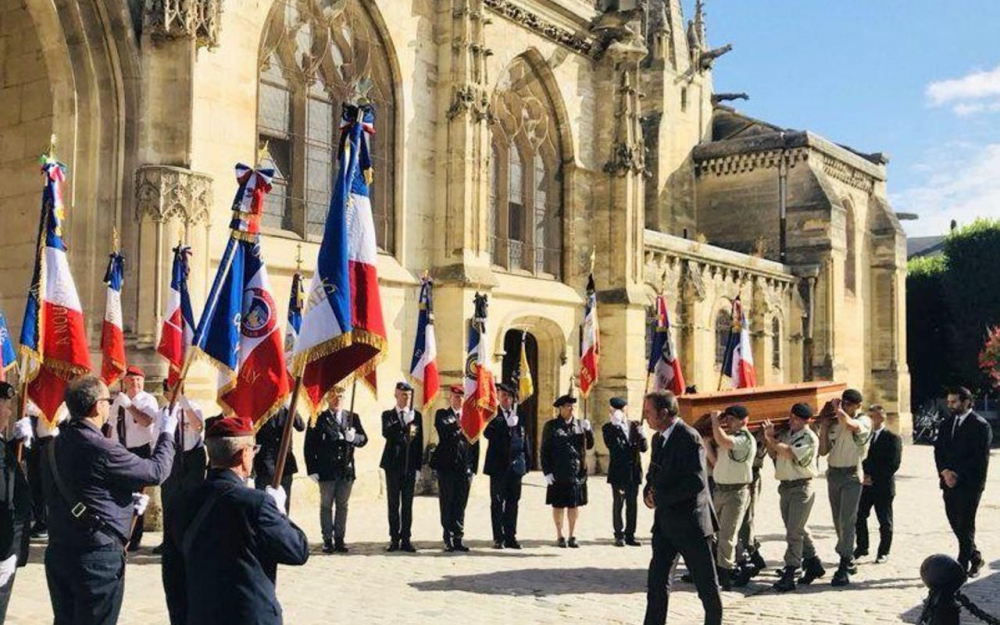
688, 0, 1000, 237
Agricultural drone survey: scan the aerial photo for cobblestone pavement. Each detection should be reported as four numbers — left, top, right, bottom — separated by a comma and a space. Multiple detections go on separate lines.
7, 445, 1000, 624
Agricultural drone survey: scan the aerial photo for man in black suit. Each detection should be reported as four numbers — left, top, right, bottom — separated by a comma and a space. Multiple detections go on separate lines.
602, 396, 647, 547
380, 381, 424, 552
430, 385, 479, 552
854, 404, 902, 564
934, 386, 992, 577
642, 390, 721, 625
254, 405, 305, 514
182, 416, 309, 625
484, 382, 530, 549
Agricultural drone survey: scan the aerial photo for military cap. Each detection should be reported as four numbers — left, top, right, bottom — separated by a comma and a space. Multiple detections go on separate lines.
395, 381, 413, 392
841, 388, 863, 404
0, 382, 15, 401
449, 384, 464, 395
496, 382, 516, 396
609, 397, 627, 410
553, 394, 577, 408
724, 404, 750, 420
125, 365, 145, 378
206, 416, 254, 439
790, 403, 813, 420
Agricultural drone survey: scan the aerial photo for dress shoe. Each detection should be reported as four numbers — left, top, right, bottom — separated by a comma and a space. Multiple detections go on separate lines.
443, 542, 455, 553
334, 542, 349, 554
567, 537, 579, 548
401, 541, 417, 553
875, 554, 888, 564
151, 544, 165, 555
386, 541, 400, 552
853, 547, 868, 560
680, 573, 693, 583
492, 540, 504, 549
29, 523, 48, 539
614, 537, 625, 547
557, 537, 567, 548
323, 540, 335, 554
969, 556, 985, 578
453, 540, 470, 553
624, 537, 642, 547
504, 540, 522, 550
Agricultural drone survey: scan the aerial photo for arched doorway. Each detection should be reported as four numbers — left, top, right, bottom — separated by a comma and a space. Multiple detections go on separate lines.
501, 329, 540, 470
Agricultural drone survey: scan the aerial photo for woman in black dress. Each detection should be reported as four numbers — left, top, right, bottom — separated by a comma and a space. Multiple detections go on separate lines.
540, 395, 595, 547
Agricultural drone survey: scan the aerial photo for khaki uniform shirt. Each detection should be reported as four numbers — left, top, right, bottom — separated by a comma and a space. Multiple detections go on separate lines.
775, 427, 819, 481
713, 428, 756, 485
826, 414, 873, 469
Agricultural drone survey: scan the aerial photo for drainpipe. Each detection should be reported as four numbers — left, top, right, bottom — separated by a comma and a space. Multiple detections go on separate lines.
778, 132, 788, 263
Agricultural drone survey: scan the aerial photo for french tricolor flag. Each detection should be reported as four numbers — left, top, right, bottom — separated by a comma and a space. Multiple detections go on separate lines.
408, 276, 439, 411
461, 292, 497, 442
721, 296, 757, 389
648, 294, 685, 395
157, 244, 195, 392
19, 156, 92, 424
0, 311, 16, 383
100, 249, 126, 387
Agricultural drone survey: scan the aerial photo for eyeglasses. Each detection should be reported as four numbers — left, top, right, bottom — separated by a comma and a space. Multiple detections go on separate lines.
95, 397, 113, 404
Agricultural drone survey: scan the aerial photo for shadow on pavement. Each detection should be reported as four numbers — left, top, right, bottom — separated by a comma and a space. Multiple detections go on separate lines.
410, 567, 648, 596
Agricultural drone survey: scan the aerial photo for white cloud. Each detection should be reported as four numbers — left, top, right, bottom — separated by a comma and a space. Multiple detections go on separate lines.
892, 143, 1000, 237
926, 64, 1000, 115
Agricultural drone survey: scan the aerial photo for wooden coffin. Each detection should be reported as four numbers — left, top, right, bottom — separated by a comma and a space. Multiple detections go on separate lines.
678, 381, 846, 433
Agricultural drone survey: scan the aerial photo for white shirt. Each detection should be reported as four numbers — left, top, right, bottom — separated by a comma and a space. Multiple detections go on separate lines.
660, 420, 679, 447
175, 396, 205, 452
871, 425, 885, 446
108, 391, 159, 449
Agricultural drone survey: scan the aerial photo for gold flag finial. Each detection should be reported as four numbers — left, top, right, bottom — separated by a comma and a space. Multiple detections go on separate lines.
177, 225, 185, 246
256, 140, 271, 169
295, 243, 303, 272
112, 227, 120, 253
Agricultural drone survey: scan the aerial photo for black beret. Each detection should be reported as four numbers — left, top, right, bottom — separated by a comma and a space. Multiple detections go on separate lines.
609, 397, 627, 410
0, 382, 14, 401
395, 381, 413, 392
724, 404, 749, 420
553, 394, 577, 408
790, 403, 813, 420
841, 389, 863, 404
497, 382, 516, 396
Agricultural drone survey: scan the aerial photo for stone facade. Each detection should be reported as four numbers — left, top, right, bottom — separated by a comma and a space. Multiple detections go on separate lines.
0, 0, 909, 489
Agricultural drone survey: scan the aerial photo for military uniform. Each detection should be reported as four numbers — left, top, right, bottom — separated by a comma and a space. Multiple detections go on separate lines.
738, 430, 768, 573
823, 409, 872, 571
254, 407, 305, 514
711, 414, 756, 587
772, 415, 822, 590
304, 406, 368, 552
601, 397, 647, 546
380, 392, 424, 550
429, 399, 479, 551
483, 400, 529, 548
541, 416, 594, 509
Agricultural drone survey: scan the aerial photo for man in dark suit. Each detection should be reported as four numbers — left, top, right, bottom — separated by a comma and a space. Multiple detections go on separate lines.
642, 390, 721, 625
484, 382, 530, 549
305, 385, 368, 554
0, 382, 32, 621
602, 396, 647, 547
254, 405, 305, 514
854, 404, 902, 564
934, 386, 992, 577
182, 416, 309, 625
380, 381, 424, 552
430, 385, 479, 552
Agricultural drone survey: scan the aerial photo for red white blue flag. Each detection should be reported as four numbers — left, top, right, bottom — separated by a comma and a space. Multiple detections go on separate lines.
461, 292, 497, 442
100, 249, 126, 387
579, 274, 599, 398
721, 296, 757, 389
191, 164, 290, 427
647, 294, 685, 395
284, 269, 304, 375
408, 276, 439, 411
0, 311, 16, 383
158, 244, 195, 392
19, 155, 92, 424
293, 103, 387, 413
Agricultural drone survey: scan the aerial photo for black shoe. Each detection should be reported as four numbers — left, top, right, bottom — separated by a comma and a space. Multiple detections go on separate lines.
831, 565, 850, 587
401, 541, 417, 553
322, 540, 335, 554
504, 540, 522, 550
625, 537, 642, 547
557, 537, 567, 548
798, 556, 826, 585
749, 549, 767, 575
732, 565, 752, 588
30, 523, 48, 539
614, 537, 625, 547
845, 559, 858, 575
875, 554, 888, 564
718, 567, 733, 591
151, 544, 165, 555
492, 540, 504, 549
453, 540, 470, 553
334, 541, 349, 554
853, 547, 868, 560
443, 542, 455, 553
386, 541, 400, 553
126, 541, 142, 553
773, 567, 797, 592
680, 573, 693, 583
969, 556, 985, 578
567, 537, 579, 548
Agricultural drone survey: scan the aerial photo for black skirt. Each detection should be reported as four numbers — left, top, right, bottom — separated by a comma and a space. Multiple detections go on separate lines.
546, 479, 588, 508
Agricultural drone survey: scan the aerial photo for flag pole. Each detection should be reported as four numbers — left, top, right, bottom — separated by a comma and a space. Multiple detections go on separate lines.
271, 373, 304, 489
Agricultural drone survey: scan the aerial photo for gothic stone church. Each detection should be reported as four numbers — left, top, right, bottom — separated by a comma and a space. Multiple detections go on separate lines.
0, 0, 909, 482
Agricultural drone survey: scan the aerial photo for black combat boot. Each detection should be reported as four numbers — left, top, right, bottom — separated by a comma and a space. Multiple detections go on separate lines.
773, 566, 797, 592
453, 539, 469, 553
798, 556, 826, 585
748, 548, 767, 577
831, 560, 851, 587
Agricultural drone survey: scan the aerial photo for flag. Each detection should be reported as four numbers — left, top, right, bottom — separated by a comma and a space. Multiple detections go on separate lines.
517, 331, 534, 401
461, 292, 497, 442
408, 276, 439, 411
158, 244, 196, 392
579, 273, 599, 397
0, 311, 16, 383
721, 296, 757, 389
19, 155, 92, 424
99, 249, 126, 387
293, 103, 387, 413
190, 164, 290, 427
284, 269, 304, 373
647, 294, 685, 395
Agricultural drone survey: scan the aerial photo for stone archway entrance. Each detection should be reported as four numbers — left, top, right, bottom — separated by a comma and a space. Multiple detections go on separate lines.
501, 330, 540, 469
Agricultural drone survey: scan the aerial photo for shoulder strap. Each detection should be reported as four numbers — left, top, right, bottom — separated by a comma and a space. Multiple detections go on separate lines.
181, 484, 238, 558
46, 438, 128, 544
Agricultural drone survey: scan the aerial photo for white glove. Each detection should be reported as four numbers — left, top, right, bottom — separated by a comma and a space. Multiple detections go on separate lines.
505, 413, 519, 427
345, 428, 357, 443
309, 473, 319, 483
265, 485, 288, 515
160, 406, 180, 438
402, 410, 414, 426
132, 493, 150, 516
0, 554, 15, 588
581, 419, 592, 432
12, 418, 33, 449
117, 394, 133, 410
544, 473, 555, 486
